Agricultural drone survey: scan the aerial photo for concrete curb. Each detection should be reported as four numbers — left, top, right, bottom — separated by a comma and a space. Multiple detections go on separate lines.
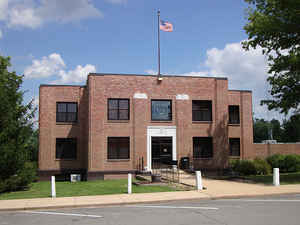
1, 190, 300, 212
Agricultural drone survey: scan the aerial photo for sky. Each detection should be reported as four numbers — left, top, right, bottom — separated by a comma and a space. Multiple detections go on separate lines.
0, 0, 284, 125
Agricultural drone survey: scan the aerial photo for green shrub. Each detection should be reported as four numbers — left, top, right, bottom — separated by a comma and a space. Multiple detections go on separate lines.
230, 158, 271, 176
231, 160, 256, 176
253, 158, 271, 175
229, 159, 239, 170
0, 162, 37, 193
266, 154, 286, 171
267, 154, 300, 173
283, 155, 300, 173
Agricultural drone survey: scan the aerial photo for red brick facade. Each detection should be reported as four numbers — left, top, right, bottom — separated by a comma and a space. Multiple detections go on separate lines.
38, 73, 254, 180
253, 143, 300, 159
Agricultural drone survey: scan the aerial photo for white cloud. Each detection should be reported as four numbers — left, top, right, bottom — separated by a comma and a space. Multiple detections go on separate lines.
24, 53, 96, 84
0, 0, 8, 21
182, 41, 282, 120
24, 53, 66, 78
8, 6, 42, 28
54, 64, 96, 84
3, 0, 102, 29
145, 69, 157, 75
0, 29, 2, 39
182, 71, 210, 77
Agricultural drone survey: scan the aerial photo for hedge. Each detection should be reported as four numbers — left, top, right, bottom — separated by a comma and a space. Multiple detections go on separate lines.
230, 154, 300, 176
266, 154, 300, 173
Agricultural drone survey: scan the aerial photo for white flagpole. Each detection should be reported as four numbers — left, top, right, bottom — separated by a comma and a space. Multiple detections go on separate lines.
157, 10, 161, 77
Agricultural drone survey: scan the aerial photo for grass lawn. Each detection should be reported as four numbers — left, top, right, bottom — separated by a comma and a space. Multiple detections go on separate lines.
245, 172, 300, 185
0, 179, 180, 200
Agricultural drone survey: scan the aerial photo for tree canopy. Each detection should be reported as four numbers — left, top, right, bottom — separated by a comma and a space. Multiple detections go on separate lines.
243, 0, 300, 114
0, 55, 36, 192
253, 116, 300, 143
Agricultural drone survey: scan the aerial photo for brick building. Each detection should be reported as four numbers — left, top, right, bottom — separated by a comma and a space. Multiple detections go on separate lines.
38, 73, 253, 180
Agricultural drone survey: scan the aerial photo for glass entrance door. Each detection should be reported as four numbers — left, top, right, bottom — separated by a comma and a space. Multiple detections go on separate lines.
151, 137, 172, 169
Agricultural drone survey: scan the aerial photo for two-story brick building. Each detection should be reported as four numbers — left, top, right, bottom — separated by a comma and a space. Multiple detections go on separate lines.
38, 73, 253, 180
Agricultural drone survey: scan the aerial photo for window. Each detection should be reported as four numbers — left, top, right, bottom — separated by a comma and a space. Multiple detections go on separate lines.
108, 99, 130, 120
107, 137, 130, 159
229, 138, 240, 157
151, 100, 172, 121
229, 105, 240, 124
56, 102, 78, 122
56, 138, 77, 159
193, 137, 213, 158
192, 100, 212, 121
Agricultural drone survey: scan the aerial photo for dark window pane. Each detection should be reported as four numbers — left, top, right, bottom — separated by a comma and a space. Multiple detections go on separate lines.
56, 142, 63, 159
67, 112, 77, 122
109, 99, 119, 109
151, 100, 172, 121
229, 106, 240, 124
108, 137, 130, 159
108, 99, 129, 120
119, 100, 129, 109
108, 138, 118, 159
119, 109, 129, 120
56, 138, 77, 159
56, 112, 67, 122
56, 102, 78, 122
119, 138, 130, 159
57, 103, 67, 112
192, 100, 212, 121
108, 109, 118, 120
230, 138, 240, 156
193, 137, 213, 158
68, 103, 77, 113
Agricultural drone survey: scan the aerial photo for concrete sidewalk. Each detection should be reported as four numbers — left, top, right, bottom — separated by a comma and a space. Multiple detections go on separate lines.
1, 178, 300, 211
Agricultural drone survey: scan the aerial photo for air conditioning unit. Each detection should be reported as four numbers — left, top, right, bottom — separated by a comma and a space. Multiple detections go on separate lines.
70, 174, 81, 182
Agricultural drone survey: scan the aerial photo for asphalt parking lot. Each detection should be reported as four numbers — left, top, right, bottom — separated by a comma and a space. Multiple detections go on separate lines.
1, 194, 300, 225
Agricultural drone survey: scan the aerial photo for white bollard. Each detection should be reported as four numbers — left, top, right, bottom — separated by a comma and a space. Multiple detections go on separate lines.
196, 171, 203, 190
273, 168, 280, 186
51, 176, 56, 198
128, 173, 132, 194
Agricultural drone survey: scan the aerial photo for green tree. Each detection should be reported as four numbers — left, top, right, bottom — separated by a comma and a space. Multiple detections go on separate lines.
270, 119, 283, 142
25, 129, 39, 162
253, 118, 283, 142
253, 118, 269, 143
0, 56, 36, 192
282, 114, 300, 142
243, 0, 300, 114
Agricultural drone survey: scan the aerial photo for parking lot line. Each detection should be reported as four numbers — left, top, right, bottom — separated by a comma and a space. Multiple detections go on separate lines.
126, 205, 219, 210
25, 211, 103, 218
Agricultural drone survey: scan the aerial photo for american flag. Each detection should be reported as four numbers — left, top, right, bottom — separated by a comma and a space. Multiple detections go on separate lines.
160, 20, 173, 32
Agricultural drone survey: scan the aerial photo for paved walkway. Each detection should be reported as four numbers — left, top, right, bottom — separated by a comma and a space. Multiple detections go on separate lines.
0, 175, 300, 211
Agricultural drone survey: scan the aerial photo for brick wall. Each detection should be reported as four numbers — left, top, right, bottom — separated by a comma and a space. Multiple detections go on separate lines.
87, 74, 253, 176
39, 85, 88, 179
39, 74, 254, 180
253, 143, 300, 158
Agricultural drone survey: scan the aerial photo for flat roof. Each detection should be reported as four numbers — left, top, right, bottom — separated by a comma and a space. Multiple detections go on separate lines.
40, 84, 86, 87
39, 74, 252, 93
88, 72, 228, 80
229, 89, 252, 93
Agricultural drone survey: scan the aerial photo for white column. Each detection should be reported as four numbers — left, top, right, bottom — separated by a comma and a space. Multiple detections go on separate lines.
51, 176, 56, 198
196, 171, 203, 190
128, 174, 132, 194
273, 168, 280, 186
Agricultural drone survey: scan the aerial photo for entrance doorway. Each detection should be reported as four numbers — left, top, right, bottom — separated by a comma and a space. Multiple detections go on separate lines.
151, 137, 172, 169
